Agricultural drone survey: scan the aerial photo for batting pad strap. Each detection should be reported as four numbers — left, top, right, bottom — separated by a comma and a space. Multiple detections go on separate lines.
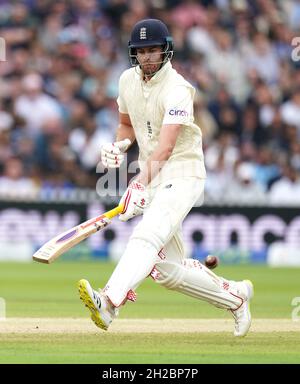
153, 260, 243, 310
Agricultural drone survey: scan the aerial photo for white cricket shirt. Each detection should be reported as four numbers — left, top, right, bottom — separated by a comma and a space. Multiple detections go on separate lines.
117, 61, 206, 187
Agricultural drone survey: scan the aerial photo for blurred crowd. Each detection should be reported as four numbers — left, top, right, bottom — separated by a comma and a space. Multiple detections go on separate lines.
1, 0, 300, 205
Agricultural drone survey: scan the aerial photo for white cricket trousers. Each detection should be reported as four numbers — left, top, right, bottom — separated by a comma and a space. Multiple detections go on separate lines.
104, 177, 205, 307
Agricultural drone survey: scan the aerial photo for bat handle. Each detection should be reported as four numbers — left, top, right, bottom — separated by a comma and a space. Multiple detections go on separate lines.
104, 204, 124, 219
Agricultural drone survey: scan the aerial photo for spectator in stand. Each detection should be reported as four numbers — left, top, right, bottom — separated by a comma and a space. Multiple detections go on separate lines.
0, 2, 36, 49
238, 103, 264, 146
271, 19, 295, 62
250, 80, 278, 130
208, 131, 240, 168
68, 115, 113, 172
253, 146, 281, 191
280, 87, 300, 132
290, 141, 300, 172
269, 163, 300, 205
170, 0, 206, 30
0, 111, 14, 166
0, 156, 38, 198
208, 87, 241, 129
204, 151, 233, 203
205, 28, 249, 103
225, 162, 267, 205
14, 73, 62, 137
193, 91, 218, 147
245, 32, 280, 87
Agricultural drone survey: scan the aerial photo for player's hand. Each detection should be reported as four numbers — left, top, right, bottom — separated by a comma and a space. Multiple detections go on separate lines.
119, 181, 149, 221
101, 138, 131, 168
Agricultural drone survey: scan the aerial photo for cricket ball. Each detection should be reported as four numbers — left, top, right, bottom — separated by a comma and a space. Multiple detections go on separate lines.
204, 255, 219, 269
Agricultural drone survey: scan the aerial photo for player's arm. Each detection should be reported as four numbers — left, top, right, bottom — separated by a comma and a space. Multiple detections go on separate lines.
101, 69, 136, 168
115, 112, 136, 145
135, 123, 182, 186
118, 123, 181, 221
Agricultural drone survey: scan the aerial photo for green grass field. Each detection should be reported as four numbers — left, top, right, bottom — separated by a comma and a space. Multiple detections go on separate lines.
0, 261, 300, 364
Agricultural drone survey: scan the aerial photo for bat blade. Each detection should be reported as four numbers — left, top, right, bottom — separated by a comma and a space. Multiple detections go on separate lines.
33, 205, 123, 264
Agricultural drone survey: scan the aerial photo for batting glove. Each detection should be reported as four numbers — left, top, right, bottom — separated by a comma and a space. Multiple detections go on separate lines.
119, 181, 149, 222
101, 138, 131, 168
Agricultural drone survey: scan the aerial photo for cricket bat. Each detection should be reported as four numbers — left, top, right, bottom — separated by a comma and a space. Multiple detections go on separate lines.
33, 205, 124, 264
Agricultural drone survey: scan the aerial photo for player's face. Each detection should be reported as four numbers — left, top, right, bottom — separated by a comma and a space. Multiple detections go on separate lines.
136, 46, 164, 76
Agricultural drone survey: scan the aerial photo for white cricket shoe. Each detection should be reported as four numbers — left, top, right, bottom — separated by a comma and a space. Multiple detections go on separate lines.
230, 279, 254, 337
78, 279, 118, 331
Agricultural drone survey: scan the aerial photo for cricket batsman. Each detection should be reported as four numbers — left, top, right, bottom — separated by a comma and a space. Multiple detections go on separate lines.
78, 19, 254, 337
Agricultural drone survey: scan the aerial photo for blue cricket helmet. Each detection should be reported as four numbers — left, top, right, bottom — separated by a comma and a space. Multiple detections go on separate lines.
128, 19, 174, 67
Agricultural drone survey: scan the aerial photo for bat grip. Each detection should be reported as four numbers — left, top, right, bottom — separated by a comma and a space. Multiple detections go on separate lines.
104, 204, 124, 219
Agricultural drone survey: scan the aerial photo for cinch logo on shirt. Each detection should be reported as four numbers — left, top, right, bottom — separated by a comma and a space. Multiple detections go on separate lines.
169, 109, 188, 117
